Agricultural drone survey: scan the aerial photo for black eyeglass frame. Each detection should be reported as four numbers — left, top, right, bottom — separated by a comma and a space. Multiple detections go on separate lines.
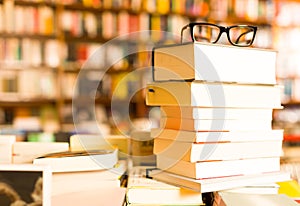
180, 22, 258, 47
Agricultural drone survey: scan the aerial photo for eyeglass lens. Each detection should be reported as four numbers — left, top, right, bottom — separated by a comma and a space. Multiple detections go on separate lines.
193, 24, 220, 43
228, 26, 255, 46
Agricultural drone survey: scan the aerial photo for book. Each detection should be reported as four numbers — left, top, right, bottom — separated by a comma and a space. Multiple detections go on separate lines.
33, 149, 118, 173
52, 160, 127, 196
152, 42, 277, 84
130, 130, 156, 166
160, 106, 274, 120
146, 81, 282, 108
126, 166, 204, 206
151, 128, 284, 143
0, 135, 16, 163
160, 116, 272, 131
52, 159, 126, 182
70, 134, 129, 160
148, 169, 290, 193
216, 192, 299, 206
154, 138, 283, 162
12, 142, 69, 164
223, 183, 280, 195
156, 155, 281, 179
52, 187, 126, 206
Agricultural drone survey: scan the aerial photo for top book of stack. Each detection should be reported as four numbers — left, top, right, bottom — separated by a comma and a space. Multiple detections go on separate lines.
152, 42, 277, 84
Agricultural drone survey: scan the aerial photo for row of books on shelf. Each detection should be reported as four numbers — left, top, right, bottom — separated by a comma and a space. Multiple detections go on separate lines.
273, 107, 300, 141
278, 78, 300, 104
14, 0, 208, 16
0, 2, 276, 48
0, 69, 57, 99
271, 1, 300, 86
0, 105, 61, 132
61, 11, 188, 41
0, 38, 152, 69
0, 66, 150, 103
0, 0, 189, 41
276, 1, 300, 27
0, 2, 55, 35
0, 38, 60, 68
276, 31, 300, 79
64, 41, 152, 69
210, 0, 275, 22
1, 0, 299, 31
16, 0, 277, 22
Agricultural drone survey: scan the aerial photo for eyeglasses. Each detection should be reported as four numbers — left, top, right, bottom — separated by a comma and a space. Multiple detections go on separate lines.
181, 22, 257, 47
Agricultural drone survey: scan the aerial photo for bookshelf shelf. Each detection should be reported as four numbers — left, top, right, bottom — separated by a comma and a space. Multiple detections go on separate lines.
65, 96, 112, 104
63, 4, 122, 12
0, 33, 57, 39
0, 99, 56, 107
62, 35, 109, 43
14, 0, 57, 7
282, 101, 300, 106
61, 2, 209, 18
211, 17, 272, 25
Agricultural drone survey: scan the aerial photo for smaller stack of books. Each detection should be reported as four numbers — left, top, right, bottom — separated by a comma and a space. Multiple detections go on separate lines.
33, 134, 128, 205
146, 42, 290, 192
126, 166, 204, 206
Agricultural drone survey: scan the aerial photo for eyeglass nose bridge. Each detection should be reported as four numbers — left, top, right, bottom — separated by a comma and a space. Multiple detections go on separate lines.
216, 26, 232, 44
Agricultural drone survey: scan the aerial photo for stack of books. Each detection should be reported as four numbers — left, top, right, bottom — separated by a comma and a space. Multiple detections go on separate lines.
146, 42, 290, 192
32, 134, 128, 205
126, 166, 204, 206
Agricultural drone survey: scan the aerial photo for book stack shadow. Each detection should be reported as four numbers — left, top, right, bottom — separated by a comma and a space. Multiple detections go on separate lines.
146, 42, 291, 193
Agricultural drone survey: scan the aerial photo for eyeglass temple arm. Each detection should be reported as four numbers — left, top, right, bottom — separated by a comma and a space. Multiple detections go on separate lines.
180, 25, 189, 43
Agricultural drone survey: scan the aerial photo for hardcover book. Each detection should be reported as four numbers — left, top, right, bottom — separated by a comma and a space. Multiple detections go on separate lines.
126, 166, 203, 205
160, 116, 273, 131
154, 138, 283, 162
156, 155, 281, 179
33, 149, 118, 173
146, 81, 282, 108
216, 192, 298, 206
152, 42, 277, 84
160, 106, 275, 120
12, 142, 69, 164
151, 129, 284, 143
51, 160, 126, 196
148, 169, 290, 193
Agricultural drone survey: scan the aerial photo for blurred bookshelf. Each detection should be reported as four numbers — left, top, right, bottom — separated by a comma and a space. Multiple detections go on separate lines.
0, 0, 298, 141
